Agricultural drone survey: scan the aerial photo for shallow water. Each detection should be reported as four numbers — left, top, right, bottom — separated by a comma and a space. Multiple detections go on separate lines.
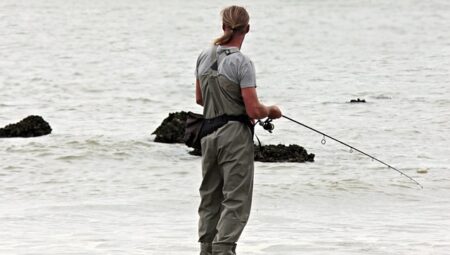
1, 0, 449, 254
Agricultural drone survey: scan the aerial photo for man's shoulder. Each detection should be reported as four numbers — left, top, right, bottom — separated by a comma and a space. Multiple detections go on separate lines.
197, 46, 215, 66
221, 48, 252, 65
197, 47, 210, 60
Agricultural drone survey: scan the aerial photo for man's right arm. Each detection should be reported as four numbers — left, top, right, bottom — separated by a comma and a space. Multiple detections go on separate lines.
241, 87, 281, 119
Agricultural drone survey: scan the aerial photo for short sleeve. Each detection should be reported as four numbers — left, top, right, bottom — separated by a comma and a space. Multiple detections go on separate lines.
238, 59, 256, 88
195, 54, 201, 79
195, 49, 208, 80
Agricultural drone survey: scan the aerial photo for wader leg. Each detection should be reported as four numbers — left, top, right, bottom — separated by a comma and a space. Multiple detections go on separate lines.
198, 137, 223, 244
214, 125, 254, 249
212, 243, 237, 255
200, 242, 213, 255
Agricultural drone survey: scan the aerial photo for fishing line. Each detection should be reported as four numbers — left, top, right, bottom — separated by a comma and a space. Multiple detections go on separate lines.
281, 114, 423, 189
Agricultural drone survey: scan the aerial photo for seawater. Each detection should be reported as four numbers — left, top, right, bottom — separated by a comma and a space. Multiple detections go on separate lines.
1, 0, 449, 254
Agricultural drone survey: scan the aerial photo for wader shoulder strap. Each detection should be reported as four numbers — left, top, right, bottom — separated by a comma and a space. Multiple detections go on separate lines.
210, 47, 239, 71
210, 46, 218, 71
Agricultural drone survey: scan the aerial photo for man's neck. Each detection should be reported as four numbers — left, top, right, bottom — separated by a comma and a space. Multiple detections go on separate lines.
221, 35, 245, 49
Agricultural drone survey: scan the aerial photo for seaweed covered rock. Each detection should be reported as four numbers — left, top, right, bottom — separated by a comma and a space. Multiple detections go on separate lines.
152, 111, 188, 143
189, 144, 315, 163
255, 144, 314, 162
0, 115, 52, 138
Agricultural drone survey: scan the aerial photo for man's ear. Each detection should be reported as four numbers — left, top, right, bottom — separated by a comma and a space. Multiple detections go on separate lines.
245, 24, 250, 33
222, 23, 226, 31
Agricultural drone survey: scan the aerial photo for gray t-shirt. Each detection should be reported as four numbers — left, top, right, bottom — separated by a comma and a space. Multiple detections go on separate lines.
195, 45, 256, 88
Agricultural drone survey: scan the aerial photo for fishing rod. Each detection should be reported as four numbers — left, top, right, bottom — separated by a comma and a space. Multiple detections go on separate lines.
259, 115, 423, 189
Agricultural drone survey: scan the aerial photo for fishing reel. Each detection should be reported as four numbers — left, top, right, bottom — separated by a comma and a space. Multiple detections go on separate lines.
258, 118, 275, 133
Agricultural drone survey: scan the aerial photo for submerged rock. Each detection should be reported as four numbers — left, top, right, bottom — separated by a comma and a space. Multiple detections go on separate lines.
154, 112, 315, 163
0, 115, 52, 138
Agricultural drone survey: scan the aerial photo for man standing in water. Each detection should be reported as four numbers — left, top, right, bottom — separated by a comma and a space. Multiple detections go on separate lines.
195, 6, 282, 255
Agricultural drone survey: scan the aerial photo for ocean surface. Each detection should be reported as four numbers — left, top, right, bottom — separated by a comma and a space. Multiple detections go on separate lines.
1, 0, 449, 254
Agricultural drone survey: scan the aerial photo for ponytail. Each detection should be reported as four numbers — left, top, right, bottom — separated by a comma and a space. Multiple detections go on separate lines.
213, 6, 249, 46
214, 29, 234, 45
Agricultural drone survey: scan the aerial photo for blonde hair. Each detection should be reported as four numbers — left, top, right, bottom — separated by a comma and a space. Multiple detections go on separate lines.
214, 6, 250, 46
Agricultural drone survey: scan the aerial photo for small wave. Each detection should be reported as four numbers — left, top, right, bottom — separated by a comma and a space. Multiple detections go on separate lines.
434, 99, 450, 105
417, 154, 432, 159
3, 165, 19, 170
173, 171, 189, 176
30, 77, 43, 82
82, 88, 105, 93
85, 139, 101, 146
112, 152, 131, 159
389, 182, 416, 189
321, 101, 345, 105
37, 152, 54, 157
126, 97, 157, 103
56, 155, 87, 161
371, 95, 392, 100
262, 244, 310, 253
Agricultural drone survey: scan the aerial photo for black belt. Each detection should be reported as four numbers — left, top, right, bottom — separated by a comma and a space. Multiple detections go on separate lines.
200, 114, 254, 139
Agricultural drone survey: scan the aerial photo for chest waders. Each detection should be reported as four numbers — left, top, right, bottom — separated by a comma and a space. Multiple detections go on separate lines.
198, 46, 254, 255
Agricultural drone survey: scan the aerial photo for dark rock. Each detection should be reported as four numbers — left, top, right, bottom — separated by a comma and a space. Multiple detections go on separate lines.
0, 115, 52, 138
152, 111, 188, 143
189, 144, 314, 163
254, 144, 315, 163
350, 98, 366, 103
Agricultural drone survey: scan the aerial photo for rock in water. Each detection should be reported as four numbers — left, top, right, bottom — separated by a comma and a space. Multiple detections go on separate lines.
189, 145, 315, 163
254, 144, 315, 163
0, 115, 52, 138
350, 98, 366, 103
152, 111, 188, 143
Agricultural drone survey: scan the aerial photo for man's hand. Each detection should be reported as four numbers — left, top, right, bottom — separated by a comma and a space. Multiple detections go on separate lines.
268, 105, 282, 119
